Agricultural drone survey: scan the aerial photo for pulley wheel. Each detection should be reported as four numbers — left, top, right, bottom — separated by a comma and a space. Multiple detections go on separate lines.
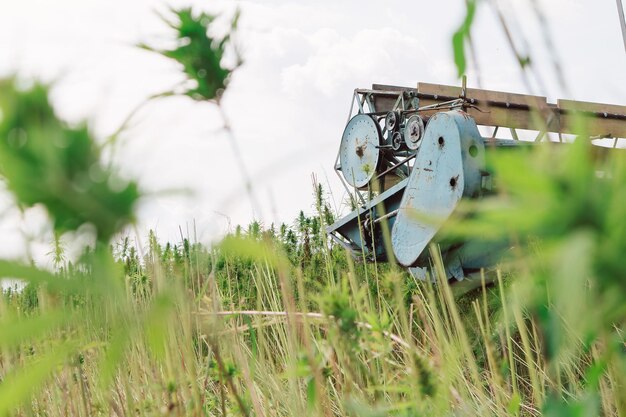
385, 111, 400, 132
392, 131, 403, 151
339, 114, 382, 188
403, 115, 424, 150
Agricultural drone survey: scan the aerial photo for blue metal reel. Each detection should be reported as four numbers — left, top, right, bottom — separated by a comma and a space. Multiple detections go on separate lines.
391, 110, 485, 267
339, 114, 383, 188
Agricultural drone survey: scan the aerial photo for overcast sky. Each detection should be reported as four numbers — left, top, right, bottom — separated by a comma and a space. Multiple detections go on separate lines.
0, 0, 624, 265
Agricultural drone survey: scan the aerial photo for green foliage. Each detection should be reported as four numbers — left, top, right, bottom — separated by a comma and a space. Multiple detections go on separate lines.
0, 4, 624, 417
452, 0, 477, 78
0, 79, 139, 242
320, 284, 360, 343
453, 139, 626, 344
438, 137, 626, 414
141, 7, 242, 102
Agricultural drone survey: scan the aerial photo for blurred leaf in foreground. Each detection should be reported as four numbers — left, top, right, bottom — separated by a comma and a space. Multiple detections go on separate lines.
0, 78, 140, 242
141, 7, 242, 102
447, 137, 626, 379
452, 0, 477, 77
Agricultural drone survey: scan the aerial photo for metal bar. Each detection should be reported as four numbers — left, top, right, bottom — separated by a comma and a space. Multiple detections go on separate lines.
392, 92, 404, 111
375, 154, 417, 179
535, 130, 546, 142
328, 232, 360, 255
618, 0, 626, 53
357, 93, 366, 113
365, 93, 376, 113
373, 209, 399, 224
348, 90, 357, 122
484, 138, 531, 147
534, 111, 555, 142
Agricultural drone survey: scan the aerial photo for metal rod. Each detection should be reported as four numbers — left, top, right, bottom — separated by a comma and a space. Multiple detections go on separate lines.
375, 154, 417, 179
373, 209, 399, 224
618, 0, 626, 53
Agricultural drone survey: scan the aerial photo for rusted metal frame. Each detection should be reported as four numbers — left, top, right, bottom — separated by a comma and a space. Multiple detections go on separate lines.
349, 89, 367, 116
484, 138, 536, 147
534, 111, 558, 142
373, 209, 399, 224
352, 90, 385, 115
460, 75, 468, 101
373, 83, 626, 121
355, 88, 410, 96
363, 87, 626, 126
354, 89, 467, 116
328, 231, 360, 256
491, 126, 499, 139
365, 93, 376, 113
327, 179, 409, 231
392, 91, 407, 111
359, 94, 367, 113
410, 98, 464, 113
428, 95, 626, 122
535, 130, 547, 142
393, 93, 403, 111
347, 90, 357, 122
375, 153, 417, 180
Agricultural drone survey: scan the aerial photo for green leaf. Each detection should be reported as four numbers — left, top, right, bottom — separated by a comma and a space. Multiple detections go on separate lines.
144, 294, 175, 361
143, 8, 242, 102
0, 78, 140, 242
219, 235, 289, 270
306, 377, 317, 411
507, 392, 521, 415
452, 0, 477, 78
0, 311, 70, 348
0, 342, 74, 415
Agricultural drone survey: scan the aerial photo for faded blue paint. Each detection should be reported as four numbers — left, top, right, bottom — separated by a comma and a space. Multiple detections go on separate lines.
339, 114, 382, 188
391, 110, 485, 266
326, 178, 407, 259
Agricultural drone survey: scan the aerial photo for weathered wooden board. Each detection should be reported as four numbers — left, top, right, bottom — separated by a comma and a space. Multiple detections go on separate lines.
367, 83, 626, 138
559, 99, 626, 138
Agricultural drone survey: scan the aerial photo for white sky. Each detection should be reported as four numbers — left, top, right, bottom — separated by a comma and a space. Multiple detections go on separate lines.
0, 0, 624, 265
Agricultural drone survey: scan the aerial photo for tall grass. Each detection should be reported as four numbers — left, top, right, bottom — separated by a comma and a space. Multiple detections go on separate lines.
0, 5, 624, 417
1, 190, 624, 416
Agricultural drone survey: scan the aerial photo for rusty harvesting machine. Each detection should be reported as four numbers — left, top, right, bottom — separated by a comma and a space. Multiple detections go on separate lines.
327, 80, 626, 282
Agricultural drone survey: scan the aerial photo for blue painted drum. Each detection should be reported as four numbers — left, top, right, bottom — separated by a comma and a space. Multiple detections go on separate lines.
339, 114, 383, 188
391, 110, 485, 267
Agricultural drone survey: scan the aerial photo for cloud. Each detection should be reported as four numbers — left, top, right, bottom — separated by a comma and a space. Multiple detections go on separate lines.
0, 0, 623, 263
281, 28, 429, 97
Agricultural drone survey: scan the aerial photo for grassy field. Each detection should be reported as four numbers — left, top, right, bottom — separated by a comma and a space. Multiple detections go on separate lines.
0, 6, 625, 416
1, 191, 624, 416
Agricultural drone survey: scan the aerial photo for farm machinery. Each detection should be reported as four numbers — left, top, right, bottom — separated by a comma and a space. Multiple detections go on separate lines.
327, 80, 626, 281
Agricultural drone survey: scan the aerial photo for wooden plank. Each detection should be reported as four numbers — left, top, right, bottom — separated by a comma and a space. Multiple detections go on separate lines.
366, 83, 626, 138
417, 82, 548, 107
558, 99, 626, 138
417, 82, 558, 132
371, 84, 414, 113
558, 99, 626, 115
